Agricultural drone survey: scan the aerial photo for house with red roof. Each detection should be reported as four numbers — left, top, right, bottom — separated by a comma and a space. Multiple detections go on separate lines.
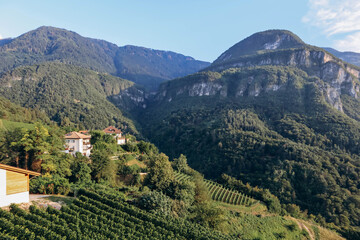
103, 126, 126, 145
64, 131, 92, 157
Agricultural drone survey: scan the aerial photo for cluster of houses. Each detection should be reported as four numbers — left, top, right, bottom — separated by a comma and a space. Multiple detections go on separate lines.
64, 126, 126, 157
0, 126, 126, 207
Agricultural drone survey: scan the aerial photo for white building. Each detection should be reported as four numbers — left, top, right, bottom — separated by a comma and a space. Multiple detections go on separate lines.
64, 131, 92, 157
0, 164, 41, 207
103, 126, 126, 145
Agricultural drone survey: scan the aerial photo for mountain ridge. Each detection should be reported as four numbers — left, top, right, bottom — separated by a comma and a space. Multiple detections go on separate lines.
0, 26, 210, 90
138, 30, 360, 234
323, 47, 360, 67
212, 30, 306, 65
201, 30, 360, 114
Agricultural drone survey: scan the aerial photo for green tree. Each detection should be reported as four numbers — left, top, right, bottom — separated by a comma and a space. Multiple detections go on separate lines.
190, 202, 226, 230
70, 152, 92, 184
41, 152, 72, 177
194, 174, 210, 204
173, 154, 188, 173
90, 130, 115, 145
90, 149, 115, 182
146, 153, 175, 191
0, 128, 24, 167
137, 141, 158, 155
10, 123, 50, 171
138, 191, 173, 216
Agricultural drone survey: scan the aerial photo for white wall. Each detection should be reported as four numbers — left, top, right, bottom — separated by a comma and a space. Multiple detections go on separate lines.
0, 169, 6, 196
0, 191, 30, 207
84, 148, 91, 157
66, 139, 83, 155
0, 169, 30, 207
78, 139, 83, 153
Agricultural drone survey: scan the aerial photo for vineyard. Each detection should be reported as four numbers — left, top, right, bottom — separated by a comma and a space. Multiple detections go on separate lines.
174, 172, 258, 206
0, 189, 234, 240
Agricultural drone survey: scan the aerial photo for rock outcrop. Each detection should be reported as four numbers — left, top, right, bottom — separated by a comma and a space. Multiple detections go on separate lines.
155, 30, 360, 112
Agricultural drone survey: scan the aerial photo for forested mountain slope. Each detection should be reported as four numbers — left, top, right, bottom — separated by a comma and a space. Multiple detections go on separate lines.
139, 30, 360, 234
0, 62, 139, 131
0, 96, 49, 124
0, 26, 209, 90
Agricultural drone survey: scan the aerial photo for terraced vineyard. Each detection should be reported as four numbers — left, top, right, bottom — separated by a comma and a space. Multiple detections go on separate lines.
175, 172, 258, 206
0, 189, 233, 240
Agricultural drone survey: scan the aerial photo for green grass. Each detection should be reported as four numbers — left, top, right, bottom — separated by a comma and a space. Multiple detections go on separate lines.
125, 159, 147, 168
45, 196, 74, 205
0, 119, 35, 131
227, 213, 308, 240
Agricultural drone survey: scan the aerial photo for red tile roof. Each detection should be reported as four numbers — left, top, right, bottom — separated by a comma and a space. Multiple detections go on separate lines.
64, 131, 91, 139
79, 130, 89, 135
103, 126, 122, 134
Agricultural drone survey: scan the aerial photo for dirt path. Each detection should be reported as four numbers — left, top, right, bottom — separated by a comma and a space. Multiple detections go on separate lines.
29, 194, 72, 210
288, 217, 315, 240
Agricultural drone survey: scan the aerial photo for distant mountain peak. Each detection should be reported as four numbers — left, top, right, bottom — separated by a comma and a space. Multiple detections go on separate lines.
0, 26, 209, 90
323, 47, 360, 67
213, 29, 305, 65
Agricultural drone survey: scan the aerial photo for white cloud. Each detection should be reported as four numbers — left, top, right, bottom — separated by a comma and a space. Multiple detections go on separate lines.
333, 32, 360, 52
303, 0, 360, 36
0, 34, 2, 40
303, 0, 360, 52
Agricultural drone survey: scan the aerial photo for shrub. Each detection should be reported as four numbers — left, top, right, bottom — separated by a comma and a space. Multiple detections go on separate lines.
30, 175, 71, 195
138, 191, 173, 216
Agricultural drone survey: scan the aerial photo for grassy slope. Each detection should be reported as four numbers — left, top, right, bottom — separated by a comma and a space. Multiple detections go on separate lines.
0, 119, 35, 131
0, 95, 48, 131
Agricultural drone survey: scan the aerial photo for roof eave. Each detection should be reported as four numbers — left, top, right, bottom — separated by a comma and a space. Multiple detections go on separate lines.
0, 164, 41, 176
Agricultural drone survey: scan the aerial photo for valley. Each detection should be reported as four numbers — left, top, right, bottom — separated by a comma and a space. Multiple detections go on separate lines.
0, 27, 359, 239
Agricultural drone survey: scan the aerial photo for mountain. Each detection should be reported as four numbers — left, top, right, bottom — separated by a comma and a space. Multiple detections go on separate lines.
114, 45, 210, 90
0, 26, 119, 74
138, 30, 360, 234
212, 30, 305, 65
0, 26, 209, 90
323, 47, 360, 67
0, 62, 140, 132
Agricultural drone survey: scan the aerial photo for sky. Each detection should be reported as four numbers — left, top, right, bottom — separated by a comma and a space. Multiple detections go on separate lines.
0, 0, 359, 62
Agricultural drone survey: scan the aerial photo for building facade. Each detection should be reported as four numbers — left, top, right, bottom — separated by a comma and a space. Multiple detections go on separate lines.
103, 126, 126, 145
64, 131, 92, 157
0, 164, 41, 207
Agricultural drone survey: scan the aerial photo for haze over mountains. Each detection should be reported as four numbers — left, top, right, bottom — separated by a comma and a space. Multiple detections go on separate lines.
0, 27, 359, 237
323, 47, 360, 67
0, 26, 209, 91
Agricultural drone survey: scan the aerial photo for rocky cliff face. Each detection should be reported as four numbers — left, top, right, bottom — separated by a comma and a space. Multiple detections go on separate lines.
157, 40, 360, 112
109, 87, 148, 110
115, 30, 360, 115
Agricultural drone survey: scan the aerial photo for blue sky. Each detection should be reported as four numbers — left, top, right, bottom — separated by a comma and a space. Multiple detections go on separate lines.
1, 0, 359, 62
